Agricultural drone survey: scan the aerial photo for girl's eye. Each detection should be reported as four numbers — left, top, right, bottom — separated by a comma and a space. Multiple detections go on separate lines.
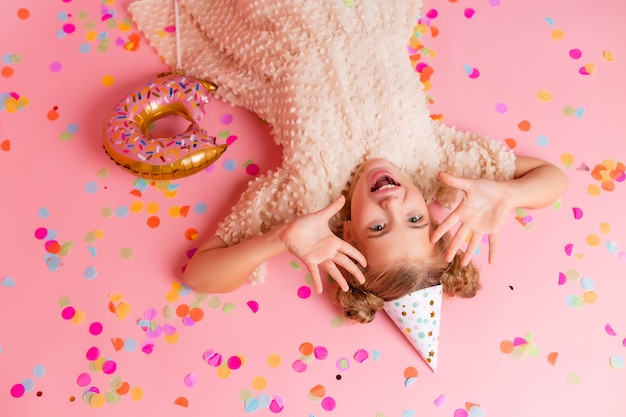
409, 215, 423, 223
369, 223, 386, 232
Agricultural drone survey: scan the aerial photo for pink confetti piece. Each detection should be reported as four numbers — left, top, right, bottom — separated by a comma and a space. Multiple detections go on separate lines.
454, 409, 469, 417
314, 345, 328, 360
227, 355, 242, 370
464, 64, 480, 79
292, 359, 307, 373
558, 272, 567, 285
564, 243, 573, 256
434, 394, 447, 407
605, 323, 617, 336
354, 349, 369, 363
246, 300, 259, 313
572, 207, 583, 219
76, 373, 91, 387
183, 373, 198, 388
321, 396, 336, 411
297, 286, 311, 299
10, 384, 25, 398
513, 337, 527, 346
464, 8, 475, 18
269, 395, 285, 412
141, 340, 155, 354
203, 350, 222, 367
495, 102, 508, 114
89, 321, 103, 336
85, 346, 100, 361
102, 360, 117, 374
569, 49, 582, 59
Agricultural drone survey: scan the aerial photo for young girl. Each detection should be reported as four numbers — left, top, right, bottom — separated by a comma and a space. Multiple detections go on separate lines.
129, 0, 568, 322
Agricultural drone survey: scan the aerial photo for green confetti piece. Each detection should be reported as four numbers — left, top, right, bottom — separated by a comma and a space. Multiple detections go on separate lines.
207, 296, 221, 309
222, 302, 235, 313
290, 261, 301, 270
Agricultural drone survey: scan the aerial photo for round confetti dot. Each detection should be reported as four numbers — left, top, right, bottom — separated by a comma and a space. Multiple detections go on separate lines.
146, 216, 160, 228
336, 357, 350, 371
174, 397, 189, 407
223, 159, 237, 171
220, 113, 233, 125
292, 359, 307, 373
582, 291, 598, 304
246, 163, 260, 176
252, 376, 267, 390
566, 371, 581, 385
32, 364, 46, 378
314, 345, 328, 360
1, 276, 15, 287
84, 181, 98, 193
299, 342, 314, 356
464, 8, 475, 18
84, 266, 98, 280
89, 322, 103, 335
586, 234, 600, 246
61, 306, 76, 320
504, 138, 516, 149
321, 396, 336, 411
11, 384, 25, 398
17, 8, 30, 19
267, 354, 282, 368
119, 247, 133, 260
499, 340, 514, 354
49, 62, 62, 72
354, 349, 369, 363
537, 89, 553, 102
547, 352, 558, 366
551, 29, 564, 40
129, 387, 143, 401
454, 409, 469, 417
587, 184, 601, 196
227, 355, 242, 370
77, 373, 91, 387
610, 354, 624, 370
495, 102, 508, 114
101, 75, 114, 86
297, 285, 312, 299
569, 49, 582, 59
183, 373, 198, 387
194, 202, 207, 214
86, 346, 100, 361
184, 228, 199, 241
561, 153, 574, 168
602, 50, 614, 62
1, 67, 14, 78
517, 120, 531, 132
536, 135, 549, 147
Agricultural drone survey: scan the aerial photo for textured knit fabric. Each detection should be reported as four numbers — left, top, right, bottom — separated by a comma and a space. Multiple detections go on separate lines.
129, 0, 516, 282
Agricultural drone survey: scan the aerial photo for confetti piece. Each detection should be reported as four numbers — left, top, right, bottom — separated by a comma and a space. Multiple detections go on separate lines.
310, 384, 326, 398
292, 359, 307, 373
517, 120, 531, 132
464, 8, 475, 18
433, 394, 447, 407
299, 342, 314, 356
0, 139, 10, 151
336, 357, 350, 371
547, 352, 558, 365
297, 285, 312, 299
579, 63, 595, 75
183, 373, 198, 387
314, 346, 328, 360
246, 300, 259, 313
602, 50, 614, 62
537, 89, 553, 102
174, 397, 189, 407
569, 49, 582, 59
354, 349, 368, 363
605, 324, 617, 336
321, 396, 336, 411
1, 276, 15, 287
495, 102, 508, 113
611, 355, 625, 370
566, 371, 581, 385
572, 207, 583, 219
463, 64, 480, 79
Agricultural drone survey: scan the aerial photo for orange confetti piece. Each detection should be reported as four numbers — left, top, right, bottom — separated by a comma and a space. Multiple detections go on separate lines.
47, 108, 59, 121
0, 140, 10, 151
499, 340, 514, 354
111, 338, 125, 351
299, 342, 314, 356
129, 189, 142, 197
189, 307, 204, 322
176, 304, 190, 318
403, 366, 418, 379
517, 120, 531, 132
601, 179, 615, 191
504, 138, 516, 149
174, 397, 189, 407
147, 215, 160, 228
116, 382, 130, 395
17, 8, 30, 19
180, 205, 190, 217
310, 384, 326, 398
1, 66, 13, 77
547, 352, 558, 365
185, 228, 199, 241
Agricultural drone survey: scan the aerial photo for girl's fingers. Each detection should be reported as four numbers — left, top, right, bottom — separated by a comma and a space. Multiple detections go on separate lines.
488, 234, 499, 264
334, 253, 366, 285
462, 231, 482, 266
307, 264, 324, 294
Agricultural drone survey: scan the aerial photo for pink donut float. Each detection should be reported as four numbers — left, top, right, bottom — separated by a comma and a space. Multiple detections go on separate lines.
103, 72, 226, 180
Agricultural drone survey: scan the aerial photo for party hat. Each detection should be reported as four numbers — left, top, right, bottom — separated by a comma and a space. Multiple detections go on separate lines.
382, 284, 443, 372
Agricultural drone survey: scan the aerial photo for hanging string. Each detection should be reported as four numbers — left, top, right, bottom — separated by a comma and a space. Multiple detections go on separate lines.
174, 0, 182, 72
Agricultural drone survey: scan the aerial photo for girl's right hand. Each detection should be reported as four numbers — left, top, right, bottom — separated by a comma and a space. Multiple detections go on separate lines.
279, 195, 367, 294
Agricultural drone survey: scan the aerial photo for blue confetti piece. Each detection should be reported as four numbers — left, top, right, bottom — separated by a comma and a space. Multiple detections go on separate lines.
124, 338, 138, 352
83, 266, 98, 280
373, 350, 381, 361
37, 207, 50, 218
88, 246, 97, 257
194, 202, 208, 214
85, 181, 98, 194
223, 159, 237, 171
402, 410, 415, 417
45, 254, 62, 272
580, 277, 595, 290
1, 276, 15, 287
605, 240, 618, 253
21, 378, 35, 393
67, 123, 79, 134
115, 205, 129, 218
536, 135, 550, 147
544, 17, 555, 26
244, 397, 260, 412
575, 107, 585, 118
79, 44, 91, 54
32, 364, 46, 378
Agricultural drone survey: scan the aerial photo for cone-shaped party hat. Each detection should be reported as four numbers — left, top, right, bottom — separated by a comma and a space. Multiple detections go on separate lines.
383, 284, 442, 372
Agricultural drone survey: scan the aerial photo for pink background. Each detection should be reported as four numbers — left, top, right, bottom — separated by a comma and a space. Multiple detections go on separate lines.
1, 0, 625, 416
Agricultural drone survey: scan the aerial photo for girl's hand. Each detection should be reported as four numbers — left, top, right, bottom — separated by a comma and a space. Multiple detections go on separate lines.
279, 195, 367, 294
431, 172, 515, 266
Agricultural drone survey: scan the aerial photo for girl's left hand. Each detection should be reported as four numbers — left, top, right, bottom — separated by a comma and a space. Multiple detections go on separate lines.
431, 172, 515, 266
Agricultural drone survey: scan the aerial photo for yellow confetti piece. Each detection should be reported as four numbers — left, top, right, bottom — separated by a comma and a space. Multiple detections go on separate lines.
165, 290, 179, 303
115, 301, 132, 320
94, 229, 105, 239
561, 153, 574, 168
600, 222, 611, 235
168, 205, 181, 218
71, 309, 86, 324
266, 354, 282, 368
586, 234, 600, 246
551, 29, 564, 40
562, 105, 575, 117
97, 168, 110, 179
89, 393, 105, 408
129, 387, 143, 401
130, 200, 144, 213
85, 31, 98, 42
584, 63, 596, 74
109, 293, 124, 303
566, 371, 581, 386
146, 202, 159, 214
164, 333, 179, 344
93, 357, 106, 372
583, 291, 598, 304
587, 184, 601, 196
602, 50, 614, 62
252, 376, 267, 391
217, 365, 231, 379
537, 89, 553, 102
101, 75, 115, 87
108, 376, 124, 390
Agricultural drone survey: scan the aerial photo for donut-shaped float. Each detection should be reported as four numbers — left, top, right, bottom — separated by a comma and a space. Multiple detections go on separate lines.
103, 72, 226, 180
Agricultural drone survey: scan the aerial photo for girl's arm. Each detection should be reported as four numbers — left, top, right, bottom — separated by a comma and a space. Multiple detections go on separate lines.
432, 155, 569, 265
182, 196, 367, 294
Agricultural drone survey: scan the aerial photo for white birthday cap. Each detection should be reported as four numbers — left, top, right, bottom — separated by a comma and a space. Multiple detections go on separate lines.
383, 284, 443, 372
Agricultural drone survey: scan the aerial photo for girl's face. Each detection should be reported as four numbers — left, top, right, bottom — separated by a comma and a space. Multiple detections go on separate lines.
344, 159, 435, 270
